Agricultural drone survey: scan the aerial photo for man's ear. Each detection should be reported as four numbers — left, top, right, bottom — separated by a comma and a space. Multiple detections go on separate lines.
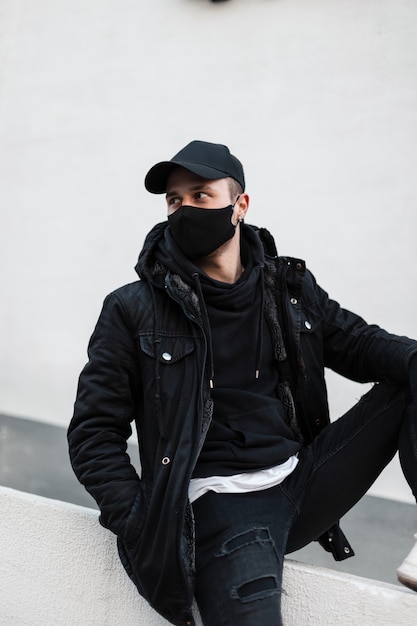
237, 193, 250, 219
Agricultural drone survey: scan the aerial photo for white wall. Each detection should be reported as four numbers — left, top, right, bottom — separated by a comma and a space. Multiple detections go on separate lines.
1, 0, 417, 502
1, 485, 417, 626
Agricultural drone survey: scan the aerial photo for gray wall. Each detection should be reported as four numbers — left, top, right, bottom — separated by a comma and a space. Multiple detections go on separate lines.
1, 0, 417, 502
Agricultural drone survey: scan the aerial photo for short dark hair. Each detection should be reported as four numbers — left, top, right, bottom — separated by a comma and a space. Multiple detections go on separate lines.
228, 177, 243, 201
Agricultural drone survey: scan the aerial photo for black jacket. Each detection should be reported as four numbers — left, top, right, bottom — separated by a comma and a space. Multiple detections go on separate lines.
68, 223, 417, 626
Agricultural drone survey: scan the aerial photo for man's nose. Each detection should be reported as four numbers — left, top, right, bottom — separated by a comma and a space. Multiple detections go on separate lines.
181, 194, 193, 206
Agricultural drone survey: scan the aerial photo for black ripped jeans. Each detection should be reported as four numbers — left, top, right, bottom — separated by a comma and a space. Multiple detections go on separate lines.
192, 383, 417, 626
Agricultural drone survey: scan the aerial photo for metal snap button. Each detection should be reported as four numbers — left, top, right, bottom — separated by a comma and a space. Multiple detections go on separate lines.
162, 352, 172, 361
162, 456, 171, 465
344, 546, 351, 554
305, 320, 312, 330
290, 298, 297, 305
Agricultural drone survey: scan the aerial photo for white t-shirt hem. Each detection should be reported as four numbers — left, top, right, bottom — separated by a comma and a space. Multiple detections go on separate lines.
188, 454, 299, 504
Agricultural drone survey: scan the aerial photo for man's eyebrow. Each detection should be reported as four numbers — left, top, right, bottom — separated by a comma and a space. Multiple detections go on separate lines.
166, 183, 214, 198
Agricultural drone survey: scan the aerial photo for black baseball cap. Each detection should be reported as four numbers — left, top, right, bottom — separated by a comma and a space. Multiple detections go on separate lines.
144, 140, 245, 194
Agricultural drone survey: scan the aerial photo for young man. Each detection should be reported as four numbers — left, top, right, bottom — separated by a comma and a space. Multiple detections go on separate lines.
68, 140, 417, 626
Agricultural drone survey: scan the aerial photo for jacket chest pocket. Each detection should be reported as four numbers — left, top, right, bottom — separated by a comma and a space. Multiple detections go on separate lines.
300, 309, 321, 336
299, 308, 324, 382
138, 333, 198, 403
139, 333, 195, 363
139, 333, 199, 394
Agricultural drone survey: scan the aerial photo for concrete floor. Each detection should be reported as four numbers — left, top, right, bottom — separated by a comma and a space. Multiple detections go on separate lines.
0, 412, 415, 587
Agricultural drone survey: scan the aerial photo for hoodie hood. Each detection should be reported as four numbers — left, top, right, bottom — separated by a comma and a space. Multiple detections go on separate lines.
135, 221, 168, 284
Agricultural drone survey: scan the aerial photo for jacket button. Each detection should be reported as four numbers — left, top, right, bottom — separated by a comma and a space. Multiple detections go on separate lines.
290, 298, 297, 305
315, 418, 321, 427
344, 546, 351, 554
304, 320, 312, 330
162, 352, 172, 361
296, 262, 303, 270
162, 456, 171, 465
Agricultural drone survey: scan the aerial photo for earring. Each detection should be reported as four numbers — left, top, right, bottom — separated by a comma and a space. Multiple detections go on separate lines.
238, 216, 244, 223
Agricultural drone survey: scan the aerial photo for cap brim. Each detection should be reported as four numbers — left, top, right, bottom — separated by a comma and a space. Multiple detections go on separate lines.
144, 160, 230, 194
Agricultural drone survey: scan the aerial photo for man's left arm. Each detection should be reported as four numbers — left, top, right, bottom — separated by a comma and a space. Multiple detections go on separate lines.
314, 278, 417, 385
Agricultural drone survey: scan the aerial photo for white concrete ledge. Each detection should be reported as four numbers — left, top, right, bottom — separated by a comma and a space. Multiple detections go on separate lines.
1, 485, 416, 625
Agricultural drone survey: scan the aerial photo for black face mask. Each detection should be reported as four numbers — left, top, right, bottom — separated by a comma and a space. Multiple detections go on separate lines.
168, 205, 236, 258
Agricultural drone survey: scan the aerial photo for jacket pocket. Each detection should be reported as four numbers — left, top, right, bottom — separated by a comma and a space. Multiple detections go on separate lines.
138, 332, 198, 411
116, 483, 149, 596
120, 482, 148, 549
139, 332, 195, 363
299, 307, 321, 335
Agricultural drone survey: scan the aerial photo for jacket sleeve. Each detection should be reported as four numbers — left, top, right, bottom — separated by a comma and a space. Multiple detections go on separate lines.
67, 291, 143, 536
312, 274, 417, 384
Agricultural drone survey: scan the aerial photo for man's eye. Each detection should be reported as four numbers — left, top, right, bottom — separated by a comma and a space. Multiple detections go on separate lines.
169, 197, 180, 205
196, 192, 208, 199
